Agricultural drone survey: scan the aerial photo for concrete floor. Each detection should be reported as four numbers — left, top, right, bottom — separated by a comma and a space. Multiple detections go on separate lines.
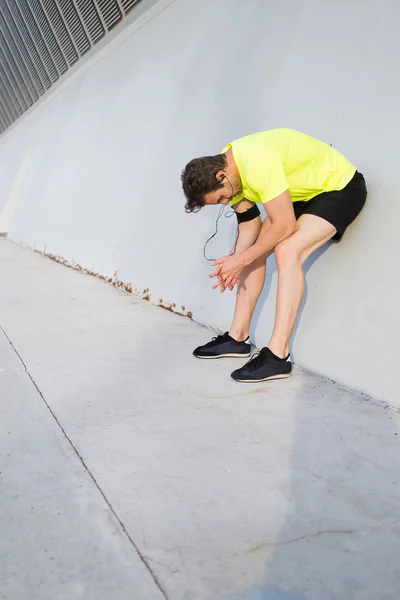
0, 239, 399, 600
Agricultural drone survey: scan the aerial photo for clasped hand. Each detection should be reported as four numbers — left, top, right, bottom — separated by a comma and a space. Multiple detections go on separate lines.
209, 253, 246, 293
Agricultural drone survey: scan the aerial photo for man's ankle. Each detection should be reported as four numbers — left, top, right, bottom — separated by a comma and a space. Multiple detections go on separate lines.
229, 329, 249, 343
267, 341, 289, 359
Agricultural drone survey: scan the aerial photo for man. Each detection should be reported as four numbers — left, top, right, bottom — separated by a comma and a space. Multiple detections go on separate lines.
181, 128, 367, 383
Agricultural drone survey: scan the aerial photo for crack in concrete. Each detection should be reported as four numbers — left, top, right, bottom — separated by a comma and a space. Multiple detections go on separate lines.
143, 556, 181, 575
245, 518, 400, 554
0, 323, 170, 600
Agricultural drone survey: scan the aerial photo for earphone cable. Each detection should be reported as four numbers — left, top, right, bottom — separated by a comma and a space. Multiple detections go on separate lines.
203, 204, 238, 262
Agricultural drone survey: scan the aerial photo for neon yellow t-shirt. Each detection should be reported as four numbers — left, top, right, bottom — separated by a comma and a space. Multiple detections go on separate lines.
222, 128, 356, 205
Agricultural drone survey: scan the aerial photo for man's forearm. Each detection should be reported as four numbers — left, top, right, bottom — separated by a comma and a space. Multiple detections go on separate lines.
241, 223, 295, 266
231, 217, 262, 254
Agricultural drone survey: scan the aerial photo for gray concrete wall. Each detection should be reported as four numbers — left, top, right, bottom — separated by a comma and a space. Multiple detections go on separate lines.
0, 0, 398, 406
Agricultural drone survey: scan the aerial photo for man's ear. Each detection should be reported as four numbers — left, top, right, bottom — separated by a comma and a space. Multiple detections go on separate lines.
216, 171, 226, 184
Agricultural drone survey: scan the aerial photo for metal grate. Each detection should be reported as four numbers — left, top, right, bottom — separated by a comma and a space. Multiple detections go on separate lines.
94, 0, 122, 31
0, 0, 142, 135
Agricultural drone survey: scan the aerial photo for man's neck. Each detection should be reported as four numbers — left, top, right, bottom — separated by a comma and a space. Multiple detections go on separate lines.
224, 149, 241, 194
225, 148, 235, 170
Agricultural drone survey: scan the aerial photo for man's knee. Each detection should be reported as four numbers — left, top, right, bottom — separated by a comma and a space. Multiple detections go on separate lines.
274, 237, 300, 268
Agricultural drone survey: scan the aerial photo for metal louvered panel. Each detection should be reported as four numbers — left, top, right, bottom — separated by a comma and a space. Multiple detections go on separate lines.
121, 0, 141, 14
75, 0, 105, 44
0, 102, 11, 129
0, 27, 33, 109
94, 0, 123, 31
29, 0, 69, 75
7, 1, 52, 91
0, 8, 38, 103
0, 75, 19, 121
1, 2, 48, 98
0, 0, 143, 136
41, 0, 79, 66
0, 88, 12, 124
0, 61, 24, 118
15, 0, 60, 84
58, 0, 91, 56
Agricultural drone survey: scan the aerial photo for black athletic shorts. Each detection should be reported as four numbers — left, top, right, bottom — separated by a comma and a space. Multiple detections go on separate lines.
293, 171, 367, 240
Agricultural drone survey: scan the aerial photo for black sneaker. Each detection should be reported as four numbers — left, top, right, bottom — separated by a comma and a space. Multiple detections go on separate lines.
193, 332, 251, 359
231, 347, 292, 382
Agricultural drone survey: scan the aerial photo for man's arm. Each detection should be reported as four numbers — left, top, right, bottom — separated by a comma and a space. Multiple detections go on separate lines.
210, 190, 297, 289
231, 199, 262, 253
213, 199, 261, 293
240, 190, 297, 267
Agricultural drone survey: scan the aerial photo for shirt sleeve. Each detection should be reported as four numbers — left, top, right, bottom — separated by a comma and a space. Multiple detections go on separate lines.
241, 149, 289, 204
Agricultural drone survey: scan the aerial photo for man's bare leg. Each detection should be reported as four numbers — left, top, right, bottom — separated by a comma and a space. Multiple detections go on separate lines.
230, 214, 337, 382
268, 214, 337, 358
193, 210, 267, 358
229, 217, 272, 341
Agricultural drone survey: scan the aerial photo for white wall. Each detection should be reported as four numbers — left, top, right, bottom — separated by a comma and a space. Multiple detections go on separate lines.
0, 0, 399, 406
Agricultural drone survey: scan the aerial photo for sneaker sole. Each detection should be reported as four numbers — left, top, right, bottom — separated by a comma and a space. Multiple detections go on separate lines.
194, 352, 252, 359
232, 372, 292, 383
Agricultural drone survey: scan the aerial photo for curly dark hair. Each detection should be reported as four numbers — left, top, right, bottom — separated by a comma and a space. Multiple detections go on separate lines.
181, 154, 227, 213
